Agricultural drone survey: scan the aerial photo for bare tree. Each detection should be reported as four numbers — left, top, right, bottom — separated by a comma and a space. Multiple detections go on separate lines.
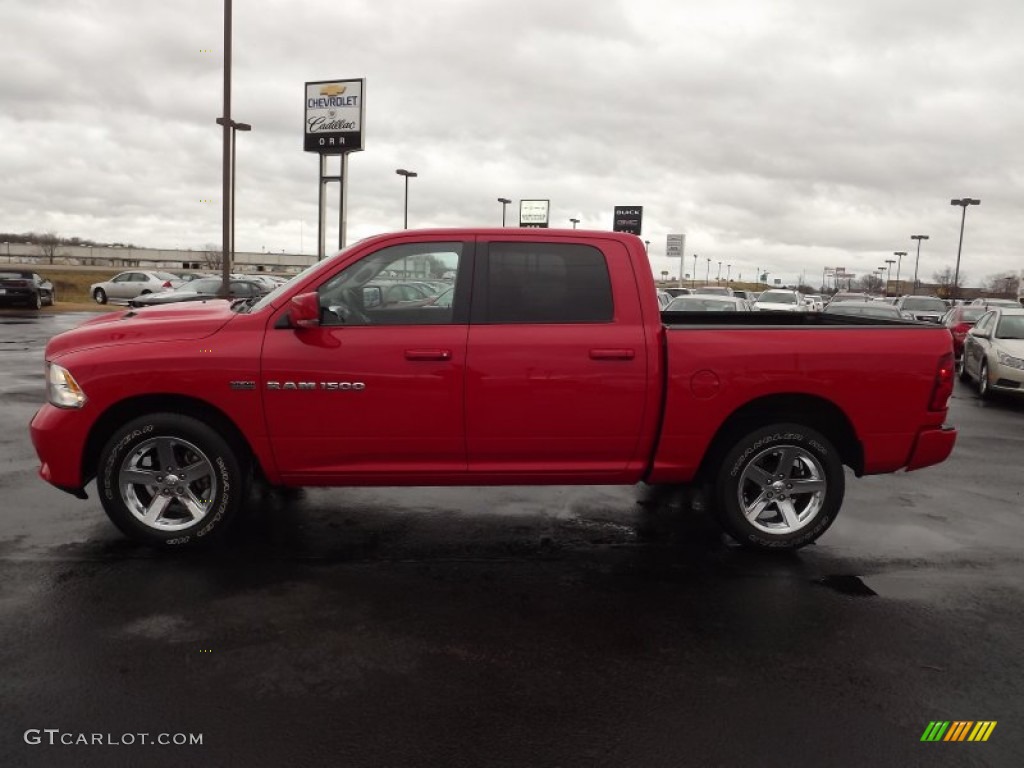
201, 244, 223, 271
37, 232, 60, 264
932, 267, 966, 299
856, 274, 883, 293
982, 272, 1019, 297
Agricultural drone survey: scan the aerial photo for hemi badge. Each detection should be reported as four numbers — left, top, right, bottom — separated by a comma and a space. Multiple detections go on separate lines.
229, 381, 256, 390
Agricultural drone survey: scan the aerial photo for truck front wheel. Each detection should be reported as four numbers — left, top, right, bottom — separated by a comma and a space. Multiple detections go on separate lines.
714, 423, 844, 550
97, 413, 247, 548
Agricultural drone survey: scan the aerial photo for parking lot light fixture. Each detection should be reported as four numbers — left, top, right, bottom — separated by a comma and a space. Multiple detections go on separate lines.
884, 259, 896, 296
950, 198, 980, 302
893, 252, 907, 296
396, 169, 418, 229
910, 235, 929, 294
569, 217, 580, 229
498, 197, 511, 226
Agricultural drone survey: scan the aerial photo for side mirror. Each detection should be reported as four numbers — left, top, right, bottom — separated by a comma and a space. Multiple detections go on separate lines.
290, 291, 321, 328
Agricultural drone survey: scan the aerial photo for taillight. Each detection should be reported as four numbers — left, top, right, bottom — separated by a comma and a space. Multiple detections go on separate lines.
951, 322, 971, 339
162, 281, 172, 288
929, 352, 954, 411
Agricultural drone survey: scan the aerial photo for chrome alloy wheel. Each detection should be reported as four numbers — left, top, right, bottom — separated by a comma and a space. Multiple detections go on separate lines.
736, 445, 826, 535
118, 436, 217, 531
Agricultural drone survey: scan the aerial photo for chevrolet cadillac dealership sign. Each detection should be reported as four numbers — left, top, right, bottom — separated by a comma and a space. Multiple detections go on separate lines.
304, 79, 365, 153
519, 200, 550, 228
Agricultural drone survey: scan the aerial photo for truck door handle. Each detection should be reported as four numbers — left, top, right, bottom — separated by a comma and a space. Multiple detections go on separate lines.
405, 349, 452, 361
589, 348, 635, 360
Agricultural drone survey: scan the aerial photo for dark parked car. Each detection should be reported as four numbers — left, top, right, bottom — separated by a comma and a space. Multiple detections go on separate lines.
129, 278, 267, 307
942, 305, 986, 362
0, 271, 55, 309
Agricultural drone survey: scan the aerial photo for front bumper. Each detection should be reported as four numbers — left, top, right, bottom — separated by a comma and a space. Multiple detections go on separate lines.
988, 360, 1024, 394
905, 424, 958, 471
30, 404, 92, 495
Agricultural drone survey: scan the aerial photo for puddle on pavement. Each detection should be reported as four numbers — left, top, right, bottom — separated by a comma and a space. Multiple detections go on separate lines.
814, 574, 878, 597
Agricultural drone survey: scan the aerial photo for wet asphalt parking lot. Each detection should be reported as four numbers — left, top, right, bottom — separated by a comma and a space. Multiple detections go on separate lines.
1, 311, 1022, 768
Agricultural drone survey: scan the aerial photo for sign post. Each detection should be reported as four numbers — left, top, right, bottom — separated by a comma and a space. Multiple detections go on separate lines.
304, 78, 365, 259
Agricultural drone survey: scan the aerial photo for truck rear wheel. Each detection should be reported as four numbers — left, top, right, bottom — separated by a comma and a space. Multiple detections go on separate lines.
97, 413, 247, 548
714, 423, 844, 550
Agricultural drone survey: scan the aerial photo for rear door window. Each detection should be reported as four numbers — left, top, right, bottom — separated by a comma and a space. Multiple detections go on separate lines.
476, 242, 613, 323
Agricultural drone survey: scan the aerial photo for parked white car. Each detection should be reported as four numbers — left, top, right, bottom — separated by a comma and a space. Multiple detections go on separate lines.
754, 289, 811, 312
90, 271, 182, 304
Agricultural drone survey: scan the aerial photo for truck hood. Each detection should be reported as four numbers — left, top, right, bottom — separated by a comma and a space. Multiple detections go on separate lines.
46, 302, 238, 360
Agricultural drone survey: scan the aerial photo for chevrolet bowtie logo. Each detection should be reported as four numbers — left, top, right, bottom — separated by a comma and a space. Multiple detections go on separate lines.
320, 84, 347, 96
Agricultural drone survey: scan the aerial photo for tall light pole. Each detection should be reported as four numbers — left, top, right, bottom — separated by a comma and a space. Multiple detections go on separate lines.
396, 169, 417, 229
644, 240, 650, 255
692, 254, 697, 289
726, 264, 731, 283
218, 0, 235, 298
705, 257, 711, 286
884, 259, 896, 296
216, 117, 251, 289
569, 217, 579, 229
950, 198, 980, 302
893, 251, 906, 296
910, 234, 929, 294
498, 197, 511, 226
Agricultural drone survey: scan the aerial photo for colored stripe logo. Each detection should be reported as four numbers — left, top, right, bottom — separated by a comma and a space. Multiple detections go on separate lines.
921, 721, 997, 742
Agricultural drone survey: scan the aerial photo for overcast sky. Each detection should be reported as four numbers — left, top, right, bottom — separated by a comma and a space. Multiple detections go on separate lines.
1, 0, 1021, 287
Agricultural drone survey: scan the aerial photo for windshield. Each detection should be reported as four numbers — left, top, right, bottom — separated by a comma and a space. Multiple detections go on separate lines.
246, 252, 351, 313
902, 297, 946, 311
996, 315, 1024, 339
758, 291, 796, 304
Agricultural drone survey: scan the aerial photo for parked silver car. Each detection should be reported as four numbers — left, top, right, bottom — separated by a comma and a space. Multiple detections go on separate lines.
665, 295, 752, 312
894, 295, 947, 323
959, 308, 1024, 399
90, 271, 182, 304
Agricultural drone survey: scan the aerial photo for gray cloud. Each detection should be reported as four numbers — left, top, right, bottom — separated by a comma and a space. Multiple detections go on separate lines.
1, 0, 1020, 286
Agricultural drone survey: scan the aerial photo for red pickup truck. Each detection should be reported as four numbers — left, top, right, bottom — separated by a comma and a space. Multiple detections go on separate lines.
31, 229, 957, 551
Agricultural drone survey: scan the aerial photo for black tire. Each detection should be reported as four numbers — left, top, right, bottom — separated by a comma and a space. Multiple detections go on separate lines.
93, 288, 107, 304
97, 413, 248, 548
714, 423, 845, 550
139, 290, 151, 295
956, 354, 970, 383
978, 360, 991, 400
44, 289, 55, 306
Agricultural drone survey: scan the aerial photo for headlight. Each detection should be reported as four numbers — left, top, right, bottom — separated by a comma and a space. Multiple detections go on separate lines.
996, 351, 1024, 370
46, 362, 88, 408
